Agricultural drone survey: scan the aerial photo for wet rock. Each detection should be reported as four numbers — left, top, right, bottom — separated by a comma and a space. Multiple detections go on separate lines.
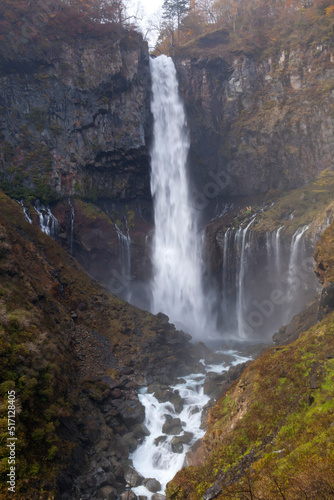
154, 435, 167, 446
122, 432, 139, 453
185, 439, 204, 466
156, 312, 169, 325
111, 399, 145, 426
120, 492, 138, 500
151, 494, 166, 500
162, 416, 182, 435
143, 478, 162, 493
123, 465, 144, 487
171, 432, 193, 453
147, 382, 169, 394
138, 496, 148, 500
171, 440, 183, 453
97, 471, 116, 488
201, 400, 216, 430
154, 389, 172, 403
132, 423, 150, 440
170, 390, 183, 413
97, 485, 117, 499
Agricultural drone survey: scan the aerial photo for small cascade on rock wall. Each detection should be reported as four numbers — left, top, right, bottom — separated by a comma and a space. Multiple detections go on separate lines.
149, 55, 210, 337
34, 202, 58, 239
235, 216, 257, 338
17, 200, 32, 224
68, 197, 75, 255
285, 225, 309, 322
114, 220, 131, 283
220, 224, 317, 339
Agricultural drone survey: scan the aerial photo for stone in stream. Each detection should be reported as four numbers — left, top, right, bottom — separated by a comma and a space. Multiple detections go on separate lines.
170, 390, 183, 413
123, 465, 144, 487
162, 415, 182, 435
143, 477, 162, 493
154, 435, 167, 446
151, 494, 166, 500
171, 432, 194, 453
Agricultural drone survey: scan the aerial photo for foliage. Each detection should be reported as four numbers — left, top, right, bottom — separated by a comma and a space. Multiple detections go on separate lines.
167, 301, 334, 499
155, 0, 334, 56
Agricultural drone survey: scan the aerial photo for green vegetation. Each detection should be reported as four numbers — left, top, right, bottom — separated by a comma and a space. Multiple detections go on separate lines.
168, 306, 334, 498
0, 189, 173, 498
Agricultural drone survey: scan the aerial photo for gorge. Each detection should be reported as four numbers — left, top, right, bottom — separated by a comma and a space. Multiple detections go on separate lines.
1, 1, 334, 499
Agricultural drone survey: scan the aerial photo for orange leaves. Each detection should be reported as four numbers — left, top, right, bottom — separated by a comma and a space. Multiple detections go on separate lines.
325, 4, 334, 14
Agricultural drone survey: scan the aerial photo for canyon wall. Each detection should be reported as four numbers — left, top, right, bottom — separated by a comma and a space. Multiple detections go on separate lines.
174, 33, 334, 198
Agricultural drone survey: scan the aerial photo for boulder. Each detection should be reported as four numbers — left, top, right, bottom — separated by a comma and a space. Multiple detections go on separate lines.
170, 390, 184, 413
123, 465, 144, 487
162, 416, 182, 435
120, 492, 138, 500
151, 494, 166, 500
143, 478, 161, 493
97, 485, 117, 499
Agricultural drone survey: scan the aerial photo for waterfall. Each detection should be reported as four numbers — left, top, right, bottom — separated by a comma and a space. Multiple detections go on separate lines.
17, 200, 32, 224
149, 55, 209, 338
220, 222, 315, 338
68, 197, 75, 255
34, 202, 58, 239
235, 217, 256, 338
114, 221, 131, 280
285, 225, 309, 322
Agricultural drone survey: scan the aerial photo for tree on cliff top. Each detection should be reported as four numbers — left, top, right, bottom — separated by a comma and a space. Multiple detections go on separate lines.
162, 0, 190, 44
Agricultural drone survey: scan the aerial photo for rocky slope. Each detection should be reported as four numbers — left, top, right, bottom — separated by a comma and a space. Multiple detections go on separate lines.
0, 189, 206, 500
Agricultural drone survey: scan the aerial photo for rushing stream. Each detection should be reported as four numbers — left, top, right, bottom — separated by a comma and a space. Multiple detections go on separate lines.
130, 351, 251, 499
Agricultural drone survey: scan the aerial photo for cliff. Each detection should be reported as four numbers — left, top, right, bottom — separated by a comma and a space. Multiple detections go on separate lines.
0, 4, 153, 288
173, 30, 334, 198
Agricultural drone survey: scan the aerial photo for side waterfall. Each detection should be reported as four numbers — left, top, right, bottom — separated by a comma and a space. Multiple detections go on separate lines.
149, 55, 209, 338
220, 224, 317, 338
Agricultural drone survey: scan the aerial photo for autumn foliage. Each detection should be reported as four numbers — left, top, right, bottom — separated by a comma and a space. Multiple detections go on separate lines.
0, 0, 129, 59
155, 0, 334, 55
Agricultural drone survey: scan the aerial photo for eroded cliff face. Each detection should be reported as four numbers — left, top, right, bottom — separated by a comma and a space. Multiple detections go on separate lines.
0, 31, 152, 202
0, 27, 153, 288
174, 34, 334, 198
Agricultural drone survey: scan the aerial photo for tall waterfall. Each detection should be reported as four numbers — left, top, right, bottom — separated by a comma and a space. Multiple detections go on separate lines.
150, 55, 208, 338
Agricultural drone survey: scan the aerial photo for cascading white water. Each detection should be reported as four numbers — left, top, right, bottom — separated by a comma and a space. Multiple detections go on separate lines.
285, 225, 309, 322
235, 217, 256, 338
34, 202, 58, 239
220, 222, 316, 338
150, 55, 208, 337
17, 200, 32, 223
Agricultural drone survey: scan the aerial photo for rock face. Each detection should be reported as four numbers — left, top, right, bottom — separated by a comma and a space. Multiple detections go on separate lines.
0, 29, 152, 202
0, 19, 153, 289
174, 35, 334, 198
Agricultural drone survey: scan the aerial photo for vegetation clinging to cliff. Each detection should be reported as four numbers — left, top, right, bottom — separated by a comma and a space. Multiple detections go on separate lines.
155, 0, 334, 57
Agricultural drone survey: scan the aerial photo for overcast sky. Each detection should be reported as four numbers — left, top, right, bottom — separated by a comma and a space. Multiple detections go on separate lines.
127, 0, 165, 48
